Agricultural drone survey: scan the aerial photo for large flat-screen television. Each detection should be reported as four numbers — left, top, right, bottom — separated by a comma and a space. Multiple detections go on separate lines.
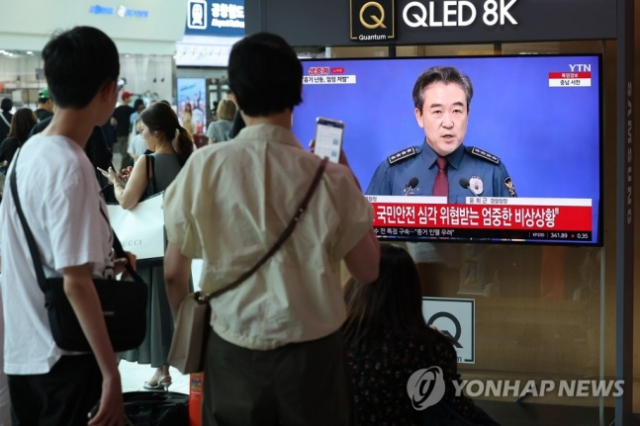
292, 55, 603, 246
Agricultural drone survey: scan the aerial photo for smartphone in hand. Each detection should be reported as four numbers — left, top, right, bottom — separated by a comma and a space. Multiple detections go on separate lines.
314, 117, 344, 163
96, 167, 110, 177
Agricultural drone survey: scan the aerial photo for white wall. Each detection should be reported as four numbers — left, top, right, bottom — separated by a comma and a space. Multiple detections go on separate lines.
0, 53, 173, 106
119, 55, 173, 103
0, 0, 187, 55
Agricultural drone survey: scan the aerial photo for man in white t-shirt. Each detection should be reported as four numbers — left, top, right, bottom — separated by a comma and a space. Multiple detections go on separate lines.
0, 27, 134, 425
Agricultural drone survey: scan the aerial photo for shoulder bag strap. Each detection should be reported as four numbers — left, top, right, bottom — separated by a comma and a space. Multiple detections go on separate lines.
10, 148, 142, 290
200, 157, 330, 303
0, 113, 10, 128
9, 148, 49, 292
144, 154, 158, 194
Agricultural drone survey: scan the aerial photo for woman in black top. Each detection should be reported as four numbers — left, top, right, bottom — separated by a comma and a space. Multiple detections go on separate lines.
343, 244, 499, 426
0, 108, 37, 167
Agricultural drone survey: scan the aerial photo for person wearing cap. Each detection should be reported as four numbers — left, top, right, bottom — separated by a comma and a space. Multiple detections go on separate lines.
34, 88, 54, 122
112, 90, 135, 169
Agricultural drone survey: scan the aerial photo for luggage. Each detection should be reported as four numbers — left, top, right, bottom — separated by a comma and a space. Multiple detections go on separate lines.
124, 391, 189, 426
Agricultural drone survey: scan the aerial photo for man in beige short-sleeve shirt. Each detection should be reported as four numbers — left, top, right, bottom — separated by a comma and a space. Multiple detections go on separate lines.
164, 32, 380, 426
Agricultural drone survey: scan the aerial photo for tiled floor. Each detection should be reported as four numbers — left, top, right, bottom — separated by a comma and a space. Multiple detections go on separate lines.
119, 359, 190, 395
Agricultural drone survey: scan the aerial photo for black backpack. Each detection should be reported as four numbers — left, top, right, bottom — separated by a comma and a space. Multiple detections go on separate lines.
123, 391, 189, 426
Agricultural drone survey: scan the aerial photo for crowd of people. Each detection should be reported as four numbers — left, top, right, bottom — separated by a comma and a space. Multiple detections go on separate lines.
0, 25, 499, 426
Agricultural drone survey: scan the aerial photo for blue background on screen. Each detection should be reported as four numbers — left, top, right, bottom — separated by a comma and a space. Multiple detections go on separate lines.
291, 56, 602, 244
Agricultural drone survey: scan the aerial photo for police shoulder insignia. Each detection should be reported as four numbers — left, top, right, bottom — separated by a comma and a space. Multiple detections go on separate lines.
387, 147, 417, 165
504, 177, 517, 197
468, 146, 500, 165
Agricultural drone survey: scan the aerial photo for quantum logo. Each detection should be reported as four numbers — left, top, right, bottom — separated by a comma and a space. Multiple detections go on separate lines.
350, 0, 395, 41
406, 366, 446, 410
359, 2, 387, 29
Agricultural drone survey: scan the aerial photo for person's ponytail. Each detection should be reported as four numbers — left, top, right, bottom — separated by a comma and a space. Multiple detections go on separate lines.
174, 125, 194, 166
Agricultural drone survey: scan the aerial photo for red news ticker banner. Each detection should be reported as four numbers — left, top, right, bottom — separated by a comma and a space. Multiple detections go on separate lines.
368, 197, 593, 232
548, 72, 592, 79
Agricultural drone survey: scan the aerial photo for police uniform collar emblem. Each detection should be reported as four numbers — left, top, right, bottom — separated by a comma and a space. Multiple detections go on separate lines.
388, 147, 418, 165
469, 176, 483, 196
469, 146, 500, 164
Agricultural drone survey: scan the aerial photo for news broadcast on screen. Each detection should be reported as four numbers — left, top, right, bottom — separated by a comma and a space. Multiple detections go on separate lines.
292, 55, 602, 245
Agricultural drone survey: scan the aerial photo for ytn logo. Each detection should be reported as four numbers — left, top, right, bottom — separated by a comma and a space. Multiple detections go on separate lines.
406, 366, 446, 410
568, 64, 591, 72
188, 0, 208, 29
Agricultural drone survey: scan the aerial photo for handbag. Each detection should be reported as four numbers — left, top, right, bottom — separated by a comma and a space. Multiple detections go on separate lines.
9, 150, 148, 352
106, 154, 165, 263
168, 157, 329, 374
107, 193, 165, 262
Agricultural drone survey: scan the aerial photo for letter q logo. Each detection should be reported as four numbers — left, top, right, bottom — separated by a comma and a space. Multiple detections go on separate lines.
406, 366, 446, 410
403, 1, 429, 27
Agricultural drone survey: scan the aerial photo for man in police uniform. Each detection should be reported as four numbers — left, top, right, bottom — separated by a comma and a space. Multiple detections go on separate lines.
366, 66, 516, 201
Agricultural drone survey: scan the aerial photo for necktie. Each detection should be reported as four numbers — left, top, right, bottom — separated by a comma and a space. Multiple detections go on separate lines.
432, 157, 448, 197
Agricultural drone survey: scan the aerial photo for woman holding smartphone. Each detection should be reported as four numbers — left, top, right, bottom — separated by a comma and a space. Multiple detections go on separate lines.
101, 101, 193, 390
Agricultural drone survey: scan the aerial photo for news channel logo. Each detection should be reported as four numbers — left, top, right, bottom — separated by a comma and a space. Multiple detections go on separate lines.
188, 0, 208, 29
406, 366, 446, 410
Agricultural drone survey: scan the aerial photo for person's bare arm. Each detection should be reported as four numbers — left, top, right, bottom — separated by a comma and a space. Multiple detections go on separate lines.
164, 242, 192, 319
111, 155, 149, 210
344, 229, 380, 284
336, 147, 380, 283
63, 264, 123, 426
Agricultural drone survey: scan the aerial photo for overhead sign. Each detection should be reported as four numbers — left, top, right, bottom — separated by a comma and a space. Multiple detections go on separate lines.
401, 0, 517, 29
422, 297, 475, 364
245, 0, 616, 46
89, 4, 150, 18
186, 0, 245, 37
350, 0, 396, 41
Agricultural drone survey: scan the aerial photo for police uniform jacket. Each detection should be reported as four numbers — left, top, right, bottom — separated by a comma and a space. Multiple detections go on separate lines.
365, 142, 516, 202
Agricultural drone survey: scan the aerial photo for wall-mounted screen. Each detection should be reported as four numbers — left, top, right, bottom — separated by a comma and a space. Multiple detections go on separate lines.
292, 55, 602, 245
177, 77, 207, 134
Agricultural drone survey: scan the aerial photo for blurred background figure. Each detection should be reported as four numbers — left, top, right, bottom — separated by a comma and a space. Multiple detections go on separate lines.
34, 88, 54, 122
181, 103, 193, 136
129, 98, 145, 128
127, 117, 148, 162
113, 90, 135, 169
206, 98, 236, 144
0, 99, 12, 142
227, 109, 245, 140
0, 108, 37, 168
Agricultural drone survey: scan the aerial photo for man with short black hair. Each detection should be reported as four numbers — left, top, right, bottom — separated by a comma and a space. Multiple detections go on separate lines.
34, 88, 54, 122
163, 32, 380, 426
0, 26, 131, 425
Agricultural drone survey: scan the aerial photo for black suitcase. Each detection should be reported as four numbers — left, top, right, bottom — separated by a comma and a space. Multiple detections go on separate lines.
123, 391, 189, 426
